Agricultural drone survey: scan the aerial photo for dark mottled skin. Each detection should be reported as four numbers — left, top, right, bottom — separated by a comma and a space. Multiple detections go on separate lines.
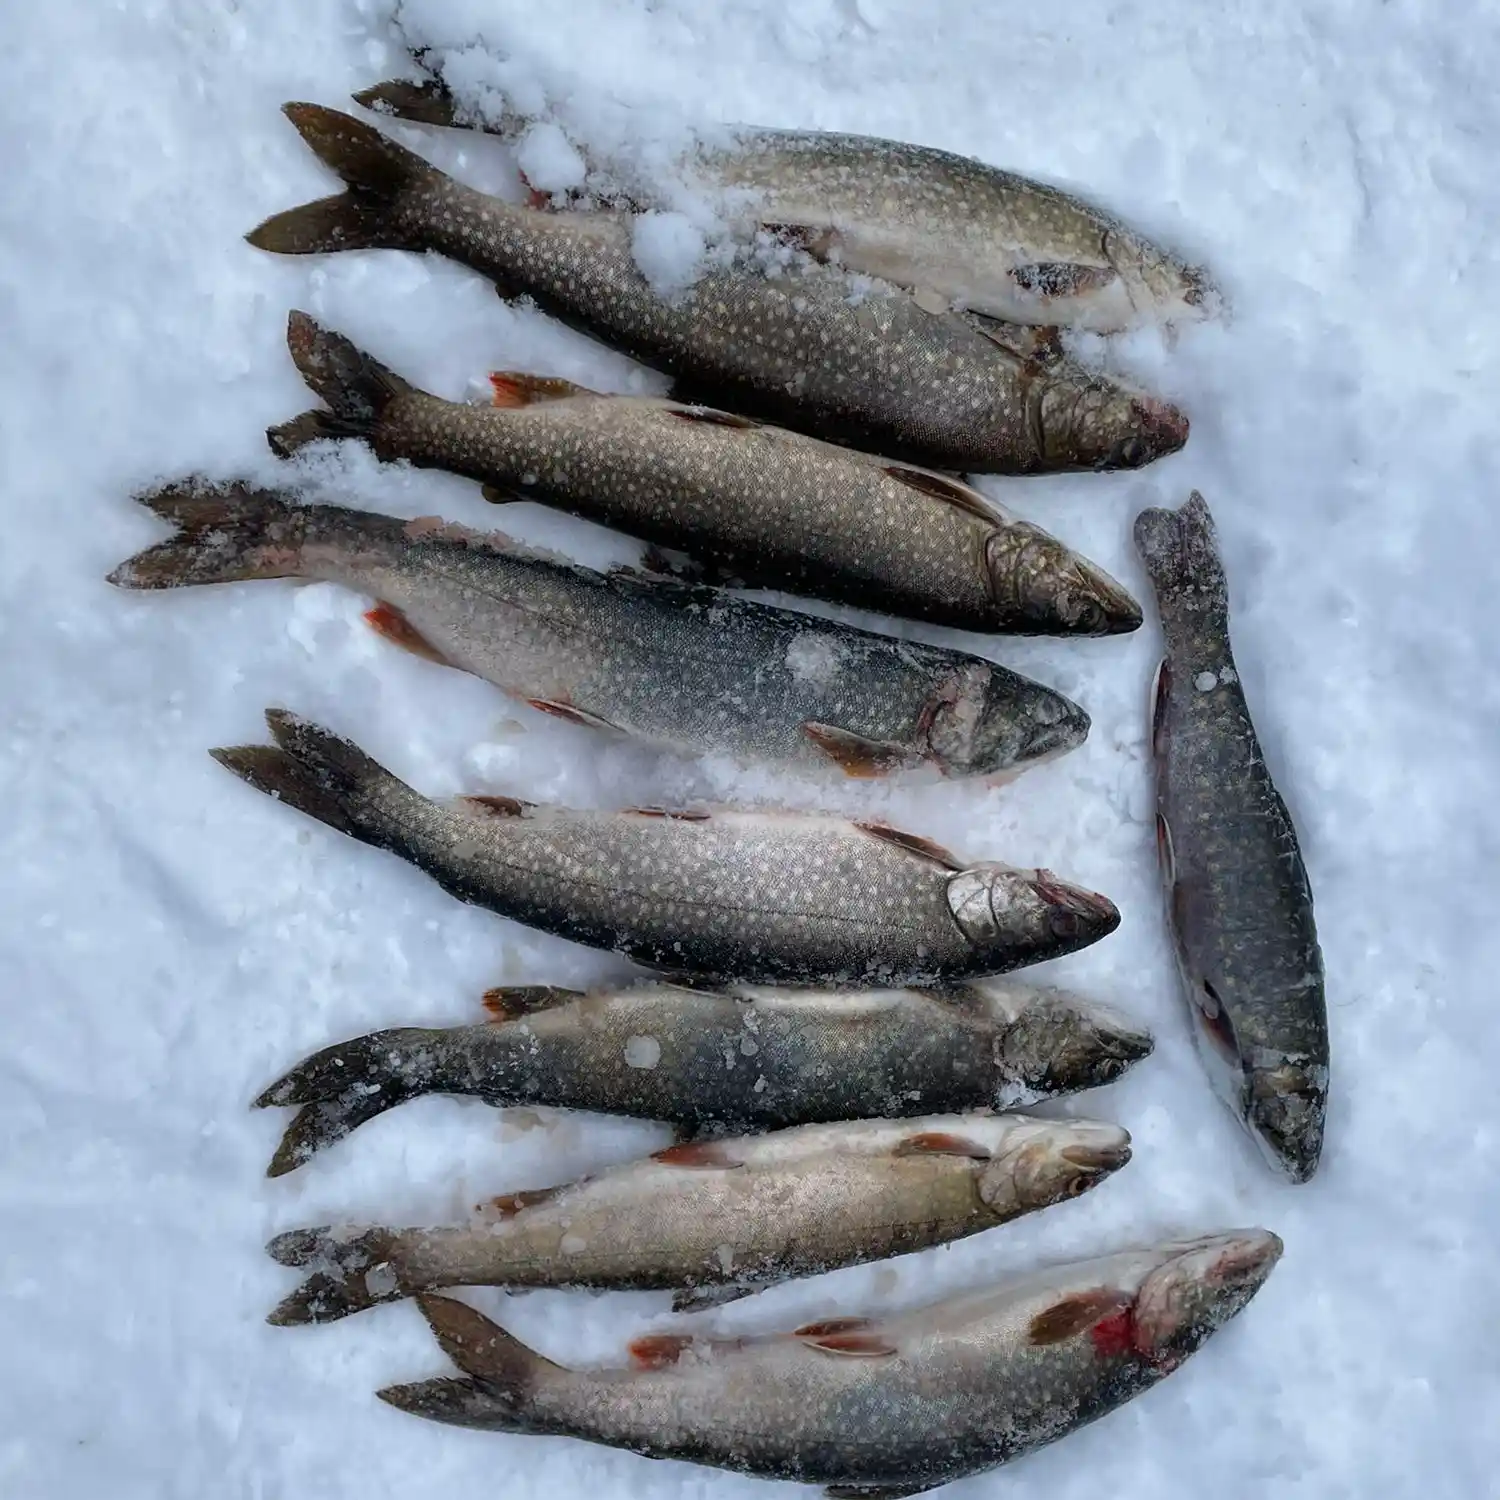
246, 105, 1189, 475
1135, 492, 1328, 1181
254, 980, 1154, 1174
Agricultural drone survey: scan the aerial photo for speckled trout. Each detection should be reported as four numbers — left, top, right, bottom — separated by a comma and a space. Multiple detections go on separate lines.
264, 1114, 1131, 1324
246, 105, 1189, 473
359, 71, 1216, 332
1136, 492, 1328, 1182
377, 1231, 1282, 1495
211, 710, 1120, 988
272, 311, 1141, 637
256, 979, 1153, 1176
110, 483, 1089, 779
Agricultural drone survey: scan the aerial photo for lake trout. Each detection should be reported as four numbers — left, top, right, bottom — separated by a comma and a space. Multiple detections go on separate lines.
273, 311, 1141, 636
265, 1113, 1131, 1323
256, 979, 1154, 1176
376, 1230, 1282, 1494
110, 481, 1090, 779
246, 105, 1189, 474
211, 709, 1120, 988
1135, 492, 1328, 1181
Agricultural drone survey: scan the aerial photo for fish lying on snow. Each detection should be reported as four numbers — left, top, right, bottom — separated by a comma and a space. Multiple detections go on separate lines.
1136, 492, 1329, 1181
110, 481, 1090, 779
273, 311, 1142, 637
377, 1231, 1282, 1495
210, 709, 1120, 988
358, 70, 1216, 333
246, 104, 1189, 474
265, 1113, 1131, 1323
257, 978, 1153, 1176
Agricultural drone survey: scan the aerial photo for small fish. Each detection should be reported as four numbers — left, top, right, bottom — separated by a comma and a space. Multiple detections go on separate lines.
210, 708, 1119, 989
264, 1113, 1131, 1323
110, 479, 1089, 779
1136, 492, 1329, 1181
255, 979, 1153, 1175
377, 1230, 1282, 1494
273, 312, 1141, 637
247, 105, 1189, 474
358, 70, 1216, 332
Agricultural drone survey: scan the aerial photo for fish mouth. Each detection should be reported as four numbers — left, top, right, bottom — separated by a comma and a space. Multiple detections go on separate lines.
1016, 697, 1091, 764
1033, 870, 1120, 944
1059, 1139, 1133, 1172
1072, 560, 1144, 635
1108, 396, 1189, 468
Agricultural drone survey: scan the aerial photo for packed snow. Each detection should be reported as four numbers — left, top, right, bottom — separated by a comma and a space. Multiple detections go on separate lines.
4, 2, 1498, 1498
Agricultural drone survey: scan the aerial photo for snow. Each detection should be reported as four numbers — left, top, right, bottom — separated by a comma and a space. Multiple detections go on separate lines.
3, 2, 1497, 1499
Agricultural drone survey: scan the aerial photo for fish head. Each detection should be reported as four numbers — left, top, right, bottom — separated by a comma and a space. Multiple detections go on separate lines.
984, 522, 1143, 635
929, 666, 1090, 779
991, 987, 1154, 1095
1102, 223, 1222, 328
978, 1118, 1132, 1215
1245, 1058, 1328, 1184
1035, 371, 1189, 472
1129, 1229, 1283, 1369
946, 864, 1120, 966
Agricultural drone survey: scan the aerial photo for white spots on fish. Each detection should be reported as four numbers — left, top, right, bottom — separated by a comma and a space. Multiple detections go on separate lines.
1194, 666, 1238, 692
740, 1036, 759, 1056
752, 1075, 768, 1093
624, 1034, 662, 1070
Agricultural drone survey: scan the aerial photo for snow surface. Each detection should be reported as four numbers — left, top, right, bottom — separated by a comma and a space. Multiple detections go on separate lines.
5, 2, 1498, 1497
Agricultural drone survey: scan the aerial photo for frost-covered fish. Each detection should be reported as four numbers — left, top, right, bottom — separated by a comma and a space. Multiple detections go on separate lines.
256, 979, 1153, 1176
212, 709, 1119, 989
1136, 492, 1328, 1182
111, 482, 1089, 780
361, 73, 1214, 334
379, 1230, 1282, 1494
265, 1114, 1131, 1324
274, 312, 1141, 637
247, 105, 1189, 474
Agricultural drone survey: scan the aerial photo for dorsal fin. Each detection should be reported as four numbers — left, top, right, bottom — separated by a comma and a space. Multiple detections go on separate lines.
651, 1140, 743, 1168
793, 1317, 898, 1358
882, 467, 1002, 524
853, 821, 961, 870
891, 1131, 992, 1160
481, 985, 585, 1021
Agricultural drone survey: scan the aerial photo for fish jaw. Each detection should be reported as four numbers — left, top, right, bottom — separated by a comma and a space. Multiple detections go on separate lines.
1103, 222, 1222, 330
1245, 1055, 1329, 1183
989, 987, 1155, 1096
978, 1118, 1132, 1215
984, 524, 1143, 636
1038, 375, 1189, 472
921, 664, 1088, 779
946, 865, 1119, 969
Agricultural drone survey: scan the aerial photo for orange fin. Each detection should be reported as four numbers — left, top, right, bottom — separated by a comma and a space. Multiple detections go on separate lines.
651, 1140, 744, 1169
489, 371, 590, 407
670, 406, 760, 431
481, 985, 584, 1021
803, 724, 911, 779
484, 1184, 566, 1217
794, 1317, 897, 1359
458, 794, 534, 818
364, 603, 453, 666
526, 697, 620, 733
1010, 262, 1117, 298
628, 1333, 698, 1370
892, 1131, 992, 1160
853, 821, 961, 870
882, 467, 1000, 524
1027, 1287, 1134, 1346
622, 806, 711, 822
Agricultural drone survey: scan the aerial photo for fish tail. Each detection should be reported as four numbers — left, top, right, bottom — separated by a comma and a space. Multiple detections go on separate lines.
246, 103, 442, 256
269, 310, 415, 458
107, 480, 309, 589
1133, 491, 1227, 607
377, 1295, 563, 1430
253, 1025, 444, 1176
265, 1226, 410, 1324
353, 75, 464, 129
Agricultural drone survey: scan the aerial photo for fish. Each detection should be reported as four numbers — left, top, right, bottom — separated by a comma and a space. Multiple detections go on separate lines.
255, 978, 1154, 1176
246, 104, 1189, 474
272, 312, 1142, 637
376, 1229, 1283, 1495
209, 708, 1120, 989
358, 70, 1216, 333
1135, 492, 1329, 1182
264, 1113, 1132, 1323
109, 480, 1090, 780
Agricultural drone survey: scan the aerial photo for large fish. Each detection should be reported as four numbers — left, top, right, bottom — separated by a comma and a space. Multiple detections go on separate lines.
265, 1113, 1131, 1324
246, 105, 1189, 474
273, 312, 1142, 637
110, 482, 1089, 780
1135, 492, 1328, 1182
256, 979, 1154, 1176
211, 710, 1119, 988
376, 1230, 1282, 1495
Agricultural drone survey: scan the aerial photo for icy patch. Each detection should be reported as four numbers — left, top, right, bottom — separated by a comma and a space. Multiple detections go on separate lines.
517, 122, 587, 194
785, 634, 843, 684
631, 211, 707, 297
624, 1034, 662, 1069
560, 1233, 588, 1255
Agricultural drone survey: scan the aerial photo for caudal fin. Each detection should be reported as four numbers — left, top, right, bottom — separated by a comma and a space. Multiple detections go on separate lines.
107, 481, 307, 589
354, 76, 465, 129
247, 103, 443, 256
266, 1226, 407, 1323
268, 311, 416, 458
1133, 491, 1228, 608
253, 1025, 446, 1176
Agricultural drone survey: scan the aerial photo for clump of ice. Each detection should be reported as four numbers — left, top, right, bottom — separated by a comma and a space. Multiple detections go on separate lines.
630, 211, 708, 298
785, 634, 843, 684
517, 122, 587, 194
624, 1034, 662, 1069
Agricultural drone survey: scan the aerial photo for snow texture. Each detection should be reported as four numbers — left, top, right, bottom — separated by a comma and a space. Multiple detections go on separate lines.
4, 2, 1497, 1498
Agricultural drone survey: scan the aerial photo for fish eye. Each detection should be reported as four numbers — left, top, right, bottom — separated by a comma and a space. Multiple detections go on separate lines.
1115, 437, 1150, 467
1049, 909, 1082, 939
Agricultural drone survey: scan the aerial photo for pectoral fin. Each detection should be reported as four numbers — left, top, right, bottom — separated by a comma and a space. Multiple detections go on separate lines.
364, 604, 453, 666
805, 724, 912, 778
1010, 262, 1117, 298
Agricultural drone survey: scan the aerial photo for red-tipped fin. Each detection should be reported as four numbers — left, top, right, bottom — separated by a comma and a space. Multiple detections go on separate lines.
794, 1317, 898, 1359
853, 821, 961, 870
489, 371, 590, 407
364, 603, 452, 666
882, 467, 1001, 523
803, 724, 911, 779
480, 985, 584, 1021
892, 1131, 992, 1160
1027, 1287, 1134, 1346
484, 1184, 566, 1218
628, 1333, 698, 1370
651, 1141, 744, 1169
